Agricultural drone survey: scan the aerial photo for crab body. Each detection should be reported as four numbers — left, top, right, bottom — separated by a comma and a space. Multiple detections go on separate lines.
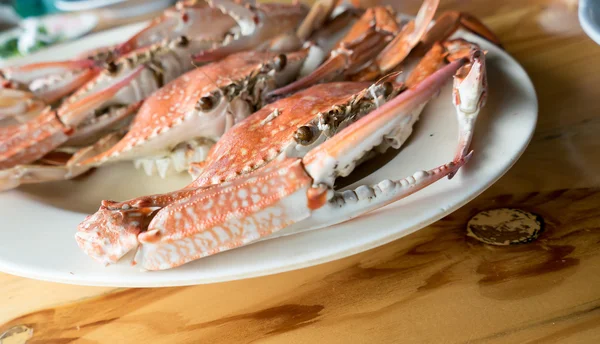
0, 0, 304, 123
84, 50, 310, 177
0, 0, 309, 186
97, 58, 477, 270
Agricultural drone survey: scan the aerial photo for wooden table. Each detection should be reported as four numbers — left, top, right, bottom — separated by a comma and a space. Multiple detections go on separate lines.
1, 0, 599, 342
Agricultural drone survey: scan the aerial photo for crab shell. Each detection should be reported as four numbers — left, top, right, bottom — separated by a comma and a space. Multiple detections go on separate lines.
0, 0, 310, 171
187, 81, 379, 186
131, 59, 474, 270
114, 0, 242, 56
76, 44, 488, 270
81, 50, 310, 177
75, 79, 400, 265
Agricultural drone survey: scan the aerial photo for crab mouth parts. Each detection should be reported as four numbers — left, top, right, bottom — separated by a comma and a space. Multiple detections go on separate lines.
133, 138, 216, 178
221, 69, 278, 112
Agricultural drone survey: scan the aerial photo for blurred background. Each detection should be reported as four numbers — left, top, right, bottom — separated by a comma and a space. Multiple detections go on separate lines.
0, 0, 176, 59
0, 0, 593, 62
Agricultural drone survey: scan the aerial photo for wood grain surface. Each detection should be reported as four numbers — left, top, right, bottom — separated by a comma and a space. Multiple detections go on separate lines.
1, 0, 600, 343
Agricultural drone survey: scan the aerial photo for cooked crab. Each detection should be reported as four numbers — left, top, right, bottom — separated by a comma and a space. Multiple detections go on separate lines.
75, 42, 487, 269
0, 0, 309, 174
0, 0, 279, 123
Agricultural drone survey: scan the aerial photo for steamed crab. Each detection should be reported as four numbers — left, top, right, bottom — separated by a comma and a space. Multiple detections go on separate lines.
75, 37, 488, 269
268, 0, 500, 97
0, 0, 293, 123
81, 50, 309, 178
0, 0, 309, 179
0, 0, 497, 190
0, 0, 389, 188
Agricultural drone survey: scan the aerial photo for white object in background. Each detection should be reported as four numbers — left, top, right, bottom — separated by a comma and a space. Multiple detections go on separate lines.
19, 13, 99, 54
579, 0, 600, 45
0, 24, 538, 287
55, 0, 174, 14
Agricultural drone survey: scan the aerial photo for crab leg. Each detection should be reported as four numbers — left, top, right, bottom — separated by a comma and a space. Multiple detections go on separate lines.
0, 59, 100, 121
419, 11, 502, 51
353, 0, 440, 81
267, 6, 403, 98
296, 0, 341, 42
296, 60, 471, 231
352, 5, 501, 82
0, 130, 126, 191
0, 65, 145, 169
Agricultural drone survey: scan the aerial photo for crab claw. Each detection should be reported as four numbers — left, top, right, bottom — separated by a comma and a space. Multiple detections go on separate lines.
452, 49, 487, 164
75, 188, 202, 265
75, 203, 155, 266
114, 0, 244, 56
0, 130, 125, 192
296, 59, 473, 230
1, 59, 99, 104
0, 59, 99, 122
0, 108, 69, 169
304, 58, 467, 186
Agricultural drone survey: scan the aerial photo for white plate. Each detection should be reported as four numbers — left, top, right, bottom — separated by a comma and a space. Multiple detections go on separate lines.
580, 0, 600, 45
0, 24, 538, 287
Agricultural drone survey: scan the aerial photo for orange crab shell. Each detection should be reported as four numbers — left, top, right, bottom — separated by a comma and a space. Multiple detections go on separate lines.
188, 81, 371, 187
84, 50, 309, 165
137, 157, 314, 270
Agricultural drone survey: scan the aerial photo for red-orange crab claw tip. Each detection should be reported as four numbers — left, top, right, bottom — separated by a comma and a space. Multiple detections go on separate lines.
448, 149, 473, 179
75, 206, 143, 266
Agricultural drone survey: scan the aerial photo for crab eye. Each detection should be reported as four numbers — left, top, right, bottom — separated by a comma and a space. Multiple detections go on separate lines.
382, 81, 394, 98
106, 61, 119, 74
294, 125, 314, 145
274, 54, 287, 72
177, 35, 189, 47
196, 94, 216, 111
